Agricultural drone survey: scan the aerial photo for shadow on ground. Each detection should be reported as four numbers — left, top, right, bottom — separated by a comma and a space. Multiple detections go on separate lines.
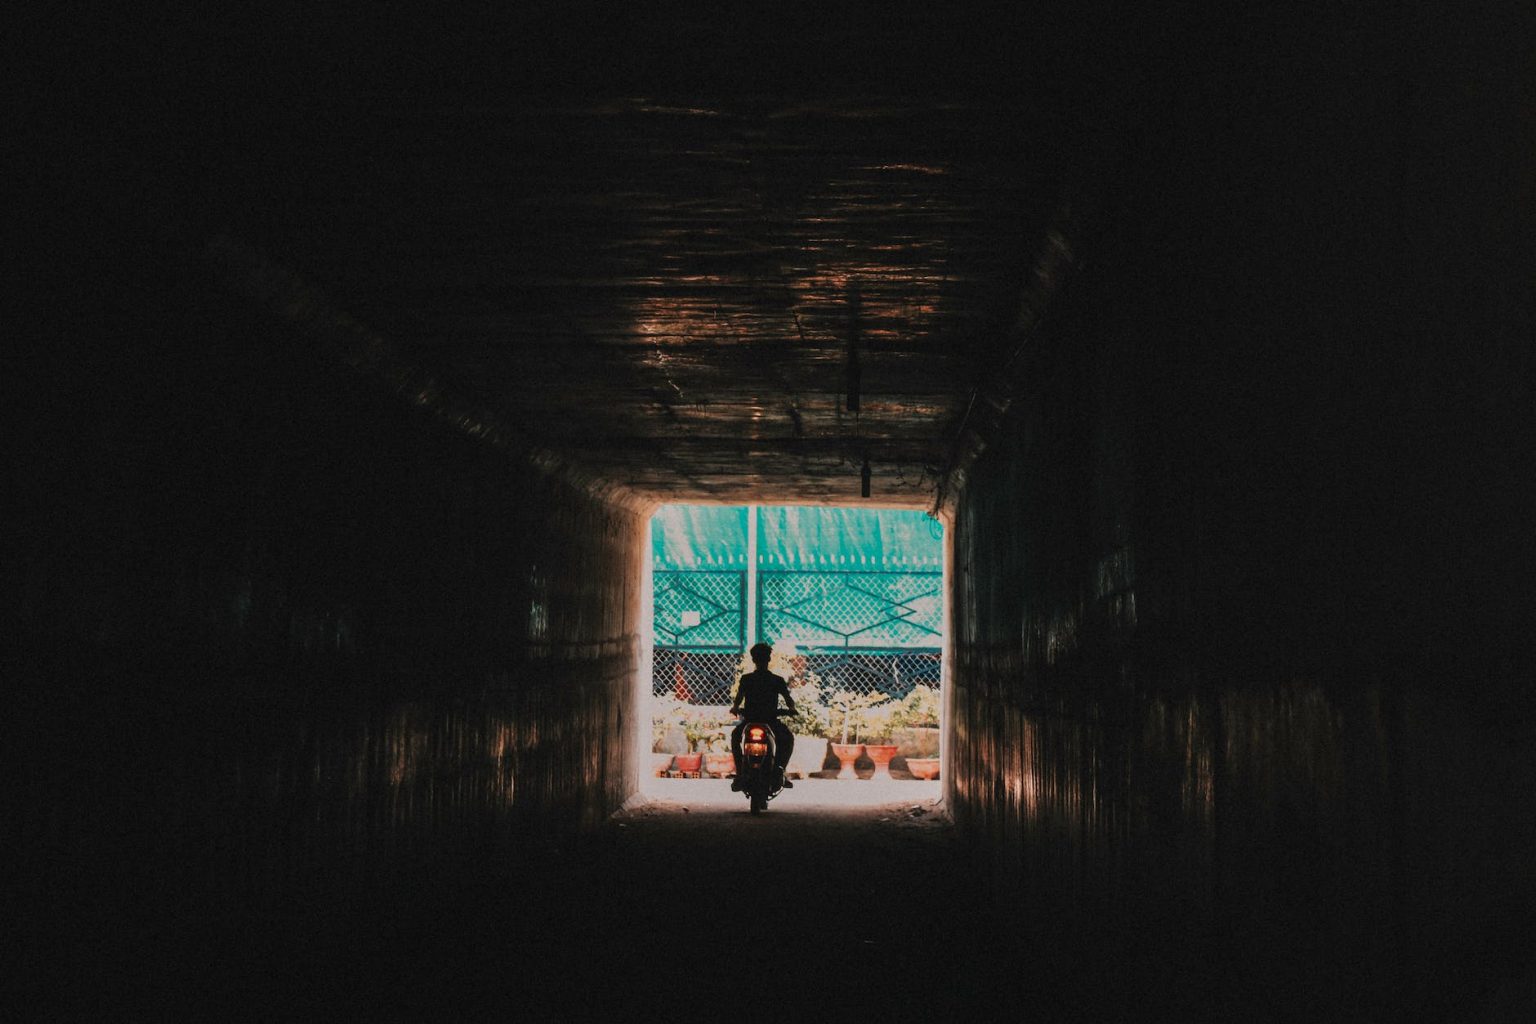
30, 779, 1435, 1021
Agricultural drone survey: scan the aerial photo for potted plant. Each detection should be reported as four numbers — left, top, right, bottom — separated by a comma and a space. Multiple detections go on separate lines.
826, 690, 887, 779
859, 702, 901, 779
900, 688, 940, 777
904, 756, 941, 780
892, 684, 941, 759
702, 724, 736, 778
652, 696, 690, 750
664, 704, 725, 775
899, 684, 941, 730
651, 698, 687, 774
649, 706, 677, 775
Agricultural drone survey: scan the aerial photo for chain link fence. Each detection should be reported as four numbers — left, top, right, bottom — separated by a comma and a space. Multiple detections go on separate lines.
653, 571, 744, 648
651, 566, 942, 707
651, 567, 942, 771
759, 569, 941, 648
651, 647, 941, 707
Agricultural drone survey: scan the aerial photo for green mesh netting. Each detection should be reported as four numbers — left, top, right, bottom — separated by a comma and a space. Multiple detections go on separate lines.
651, 505, 748, 569
651, 505, 942, 571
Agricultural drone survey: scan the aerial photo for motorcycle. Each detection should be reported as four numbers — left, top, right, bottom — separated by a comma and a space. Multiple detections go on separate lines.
737, 713, 786, 815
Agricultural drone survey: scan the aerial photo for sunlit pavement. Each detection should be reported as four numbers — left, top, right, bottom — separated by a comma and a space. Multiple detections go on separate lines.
636, 775, 943, 809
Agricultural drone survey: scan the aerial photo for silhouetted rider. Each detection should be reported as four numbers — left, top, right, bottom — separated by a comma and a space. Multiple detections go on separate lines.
730, 642, 796, 791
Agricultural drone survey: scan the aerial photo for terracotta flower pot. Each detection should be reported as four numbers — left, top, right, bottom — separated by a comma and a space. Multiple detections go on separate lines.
830, 743, 864, 780
905, 756, 940, 780
672, 752, 703, 774
864, 743, 899, 779
704, 752, 736, 778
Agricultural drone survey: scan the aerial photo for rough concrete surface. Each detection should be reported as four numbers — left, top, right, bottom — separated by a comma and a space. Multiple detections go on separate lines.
143, 780, 1209, 1021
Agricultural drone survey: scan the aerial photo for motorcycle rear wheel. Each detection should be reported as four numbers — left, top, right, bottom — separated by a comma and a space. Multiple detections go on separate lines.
750, 793, 767, 815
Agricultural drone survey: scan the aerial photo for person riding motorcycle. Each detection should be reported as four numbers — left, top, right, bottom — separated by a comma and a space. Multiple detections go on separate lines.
730, 642, 796, 791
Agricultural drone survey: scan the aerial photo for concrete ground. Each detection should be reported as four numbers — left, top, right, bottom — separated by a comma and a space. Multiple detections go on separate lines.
500, 779, 1211, 1021
156, 779, 1047, 1019
574, 781, 1023, 1021
53, 778, 1236, 1020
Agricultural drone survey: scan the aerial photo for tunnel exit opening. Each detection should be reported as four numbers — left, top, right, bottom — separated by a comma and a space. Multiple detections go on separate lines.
638, 504, 946, 806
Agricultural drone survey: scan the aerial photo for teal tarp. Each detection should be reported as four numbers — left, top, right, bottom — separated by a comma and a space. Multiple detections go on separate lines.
651, 505, 942, 571
756, 506, 942, 569
651, 505, 748, 569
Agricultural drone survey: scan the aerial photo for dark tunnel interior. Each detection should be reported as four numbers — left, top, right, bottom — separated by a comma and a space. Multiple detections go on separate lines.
14, 3, 1536, 1019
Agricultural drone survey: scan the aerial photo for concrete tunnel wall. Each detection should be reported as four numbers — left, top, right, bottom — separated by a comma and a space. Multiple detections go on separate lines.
947, 317, 1534, 1013
17, 280, 647, 905
943, 2, 1535, 1013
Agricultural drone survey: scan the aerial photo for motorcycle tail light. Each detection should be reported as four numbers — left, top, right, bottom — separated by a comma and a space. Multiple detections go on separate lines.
743, 741, 769, 756
747, 726, 769, 742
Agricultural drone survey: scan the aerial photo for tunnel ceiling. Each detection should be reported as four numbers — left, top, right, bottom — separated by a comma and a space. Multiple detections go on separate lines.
205, 7, 1062, 508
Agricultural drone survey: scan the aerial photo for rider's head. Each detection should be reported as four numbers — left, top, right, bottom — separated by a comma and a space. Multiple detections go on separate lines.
749, 642, 772, 667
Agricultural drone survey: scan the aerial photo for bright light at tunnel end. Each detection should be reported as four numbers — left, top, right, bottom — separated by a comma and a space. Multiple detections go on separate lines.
636, 504, 947, 807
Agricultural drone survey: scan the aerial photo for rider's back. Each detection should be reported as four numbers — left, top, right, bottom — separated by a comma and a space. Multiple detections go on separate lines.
737, 668, 787, 720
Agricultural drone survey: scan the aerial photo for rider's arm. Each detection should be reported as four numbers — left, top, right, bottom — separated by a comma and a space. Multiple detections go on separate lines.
780, 678, 796, 714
